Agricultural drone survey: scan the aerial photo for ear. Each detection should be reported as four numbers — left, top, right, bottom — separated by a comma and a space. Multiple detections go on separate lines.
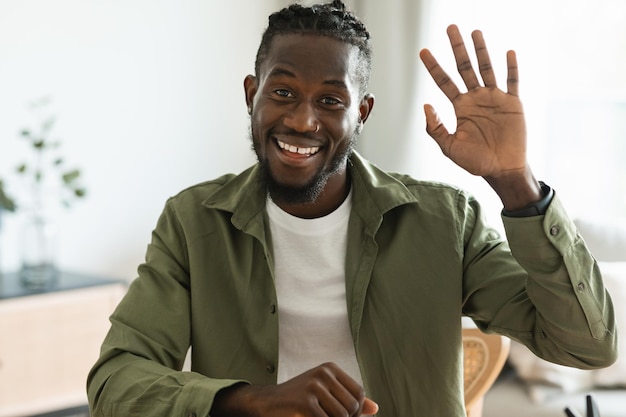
357, 93, 375, 130
244, 75, 258, 114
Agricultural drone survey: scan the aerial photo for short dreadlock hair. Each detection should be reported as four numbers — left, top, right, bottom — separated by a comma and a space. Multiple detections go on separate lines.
255, 0, 372, 94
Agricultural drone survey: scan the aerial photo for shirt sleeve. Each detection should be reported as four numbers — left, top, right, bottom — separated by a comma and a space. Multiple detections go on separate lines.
497, 190, 618, 368
86, 200, 246, 417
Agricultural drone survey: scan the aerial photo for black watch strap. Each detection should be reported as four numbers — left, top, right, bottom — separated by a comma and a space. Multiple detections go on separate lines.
502, 182, 554, 218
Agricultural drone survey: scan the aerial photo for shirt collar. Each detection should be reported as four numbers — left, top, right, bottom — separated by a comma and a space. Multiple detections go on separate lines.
201, 151, 419, 231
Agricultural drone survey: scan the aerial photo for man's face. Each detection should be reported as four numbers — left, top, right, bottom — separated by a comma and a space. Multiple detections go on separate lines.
244, 34, 372, 207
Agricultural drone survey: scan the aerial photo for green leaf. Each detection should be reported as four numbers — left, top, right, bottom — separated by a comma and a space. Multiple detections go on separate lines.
33, 140, 45, 149
54, 158, 64, 165
74, 188, 86, 198
42, 116, 56, 133
0, 196, 17, 211
62, 169, 81, 183
0, 182, 17, 212
16, 164, 27, 173
20, 129, 31, 137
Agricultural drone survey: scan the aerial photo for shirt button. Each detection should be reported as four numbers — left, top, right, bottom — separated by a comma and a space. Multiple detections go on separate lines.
550, 225, 560, 236
266, 363, 276, 373
577, 282, 586, 291
188, 413, 197, 417
269, 304, 276, 314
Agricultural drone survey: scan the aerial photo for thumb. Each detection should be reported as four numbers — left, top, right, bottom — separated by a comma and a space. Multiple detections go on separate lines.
423, 104, 450, 149
362, 397, 379, 415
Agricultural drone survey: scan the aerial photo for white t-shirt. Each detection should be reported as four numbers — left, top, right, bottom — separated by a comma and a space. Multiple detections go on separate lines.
266, 191, 364, 387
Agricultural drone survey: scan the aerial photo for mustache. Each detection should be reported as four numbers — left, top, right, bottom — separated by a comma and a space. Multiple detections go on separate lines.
269, 128, 320, 141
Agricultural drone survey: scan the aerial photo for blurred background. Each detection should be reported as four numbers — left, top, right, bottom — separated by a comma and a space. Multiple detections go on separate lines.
1, 0, 625, 282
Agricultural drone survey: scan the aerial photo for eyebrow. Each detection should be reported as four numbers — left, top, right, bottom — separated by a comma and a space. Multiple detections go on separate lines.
267, 67, 349, 91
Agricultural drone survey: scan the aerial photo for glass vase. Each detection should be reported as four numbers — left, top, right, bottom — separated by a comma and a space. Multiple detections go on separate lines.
19, 210, 58, 289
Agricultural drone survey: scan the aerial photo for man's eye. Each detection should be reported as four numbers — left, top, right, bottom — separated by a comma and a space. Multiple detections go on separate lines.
321, 97, 341, 106
274, 89, 292, 98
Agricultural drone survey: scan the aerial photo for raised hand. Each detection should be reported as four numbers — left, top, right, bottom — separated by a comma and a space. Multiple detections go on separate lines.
211, 362, 379, 417
420, 24, 542, 210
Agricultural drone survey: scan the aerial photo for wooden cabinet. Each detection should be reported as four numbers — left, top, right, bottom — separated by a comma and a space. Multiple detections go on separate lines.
0, 272, 125, 417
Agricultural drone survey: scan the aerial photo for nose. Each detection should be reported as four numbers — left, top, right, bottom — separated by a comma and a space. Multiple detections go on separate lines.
283, 100, 319, 133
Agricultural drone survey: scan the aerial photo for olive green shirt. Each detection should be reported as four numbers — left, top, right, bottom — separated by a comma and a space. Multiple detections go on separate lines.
87, 152, 617, 417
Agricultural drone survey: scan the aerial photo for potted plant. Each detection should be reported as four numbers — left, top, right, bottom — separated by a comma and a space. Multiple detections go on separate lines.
8, 97, 86, 288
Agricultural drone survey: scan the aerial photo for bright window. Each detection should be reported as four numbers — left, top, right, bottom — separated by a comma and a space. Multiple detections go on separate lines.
417, 0, 626, 224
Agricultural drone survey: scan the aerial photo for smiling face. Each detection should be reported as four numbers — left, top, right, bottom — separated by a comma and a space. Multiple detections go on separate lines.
244, 34, 374, 218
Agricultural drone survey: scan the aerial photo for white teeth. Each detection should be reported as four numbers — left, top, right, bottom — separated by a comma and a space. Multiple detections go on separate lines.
277, 140, 320, 155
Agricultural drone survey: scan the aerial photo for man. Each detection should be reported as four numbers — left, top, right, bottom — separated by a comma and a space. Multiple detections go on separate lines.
87, 1, 617, 416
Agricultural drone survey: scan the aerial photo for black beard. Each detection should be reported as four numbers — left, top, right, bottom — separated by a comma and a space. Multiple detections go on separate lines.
261, 161, 328, 205
250, 127, 358, 205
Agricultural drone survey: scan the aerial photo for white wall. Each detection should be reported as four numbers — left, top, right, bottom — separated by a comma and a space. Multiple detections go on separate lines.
2, 0, 429, 282
0, 1, 283, 280
2, 1, 625, 281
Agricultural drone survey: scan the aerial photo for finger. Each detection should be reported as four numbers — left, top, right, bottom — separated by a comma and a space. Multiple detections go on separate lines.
419, 48, 461, 102
471, 30, 497, 88
317, 387, 355, 417
446, 24, 481, 90
362, 398, 379, 415
332, 368, 367, 416
313, 363, 366, 417
506, 50, 520, 96
327, 364, 378, 417
423, 104, 452, 152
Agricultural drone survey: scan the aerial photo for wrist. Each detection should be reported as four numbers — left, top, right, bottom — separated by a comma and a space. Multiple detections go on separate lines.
485, 166, 543, 211
211, 383, 256, 417
502, 182, 553, 217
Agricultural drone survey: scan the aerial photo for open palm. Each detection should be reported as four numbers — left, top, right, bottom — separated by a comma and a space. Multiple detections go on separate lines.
420, 25, 527, 179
